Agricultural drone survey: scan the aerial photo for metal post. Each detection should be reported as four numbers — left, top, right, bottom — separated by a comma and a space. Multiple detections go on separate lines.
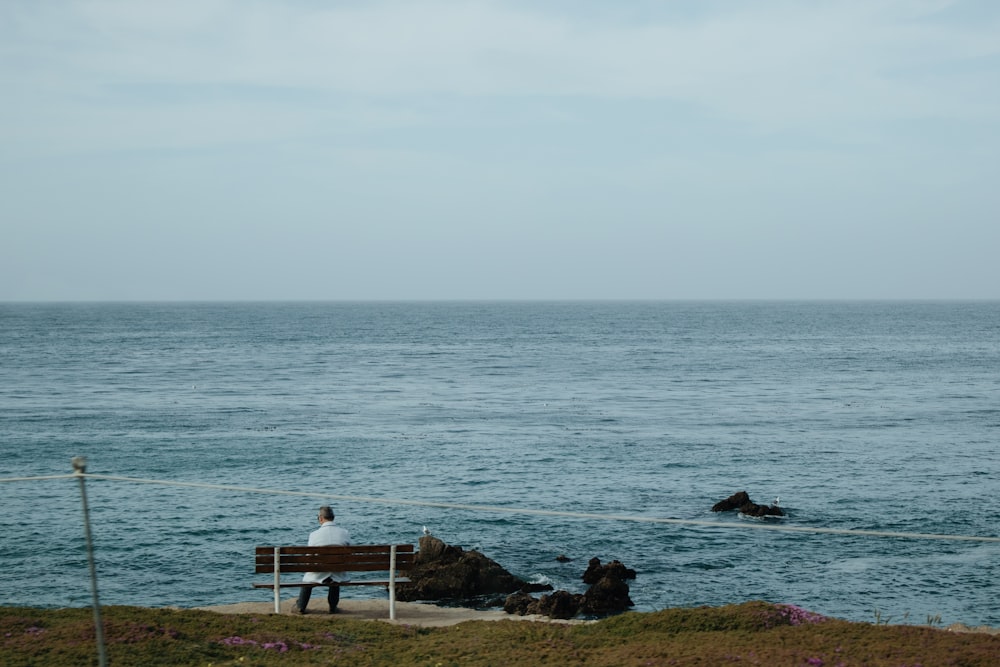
72, 457, 108, 667
388, 545, 397, 621
273, 547, 281, 613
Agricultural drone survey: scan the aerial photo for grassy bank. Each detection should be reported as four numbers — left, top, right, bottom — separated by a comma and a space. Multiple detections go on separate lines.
2, 601, 997, 666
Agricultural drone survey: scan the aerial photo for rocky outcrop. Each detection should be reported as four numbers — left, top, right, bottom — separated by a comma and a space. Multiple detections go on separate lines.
396, 536, 551, 602
739, 501, 784, 517
711, 490, 784, 517
503, 589, 582, 620
402, 536, 637, 619
503, 557, 636, 620
711, 491, 752, 512
502, 590, 537, 616
582, 557, 636, 585
579, 558, 635, 615
535, 590, 582, 620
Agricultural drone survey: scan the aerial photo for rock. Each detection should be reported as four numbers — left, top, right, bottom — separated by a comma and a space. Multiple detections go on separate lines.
398, 536, 552, 602
580, 573, 633, 615
582, 557, 636, 585
408, 537, 637, 620
534, 590, 583, 620
502, 556, 637, 620
739, 501, 784, 517
711, 490, 751, 512
711, 490, 784, 517
503, 590, 537, 616
579, 558, 635, 615
555, 554, 572, 562
415, 534, 450, 562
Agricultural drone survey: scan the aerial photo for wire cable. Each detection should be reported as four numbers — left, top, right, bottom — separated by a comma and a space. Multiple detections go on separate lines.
51, 472, 1000, 544
0, 474, 78, 483
5, 471, 999, 543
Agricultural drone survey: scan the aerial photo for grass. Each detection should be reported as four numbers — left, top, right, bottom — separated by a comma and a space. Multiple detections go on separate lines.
1, 601, 997, 666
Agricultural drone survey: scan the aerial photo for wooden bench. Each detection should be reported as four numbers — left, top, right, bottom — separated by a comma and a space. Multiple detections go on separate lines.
253, 544, 416, 619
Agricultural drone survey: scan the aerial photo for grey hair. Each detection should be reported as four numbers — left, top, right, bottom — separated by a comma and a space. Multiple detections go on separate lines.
319, 506, 335, 521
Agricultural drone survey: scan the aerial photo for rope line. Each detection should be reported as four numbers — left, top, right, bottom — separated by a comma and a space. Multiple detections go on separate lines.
5, 472, 997, 544
0, 474, 78, 483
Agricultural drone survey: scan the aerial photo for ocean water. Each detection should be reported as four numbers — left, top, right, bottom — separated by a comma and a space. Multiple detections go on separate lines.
1, 301, 998, 626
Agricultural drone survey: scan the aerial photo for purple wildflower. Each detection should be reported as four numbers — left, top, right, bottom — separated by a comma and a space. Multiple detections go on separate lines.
776, 604, 827, 626
218, 635, 310, 652
220, 636, 258, 646
261, 642, 289, 653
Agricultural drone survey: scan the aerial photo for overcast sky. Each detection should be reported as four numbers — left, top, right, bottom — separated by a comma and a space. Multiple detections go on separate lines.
2, 0, 998, 301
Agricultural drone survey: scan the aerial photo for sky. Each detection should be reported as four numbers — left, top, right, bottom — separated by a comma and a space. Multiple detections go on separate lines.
2, 0, 999, 301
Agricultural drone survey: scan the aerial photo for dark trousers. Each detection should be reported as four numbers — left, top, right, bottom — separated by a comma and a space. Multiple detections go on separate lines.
297, 579, 340, 612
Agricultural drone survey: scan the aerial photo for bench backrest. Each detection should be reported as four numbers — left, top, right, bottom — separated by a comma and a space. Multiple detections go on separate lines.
254, 544, 416, 575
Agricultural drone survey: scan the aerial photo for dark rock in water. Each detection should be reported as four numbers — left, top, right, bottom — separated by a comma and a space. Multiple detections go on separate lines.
711, 490, 785, 517
579, 558, 635, 614
555, 554, 572, 562
582, 557, 636, 585
416, 534, 450, 562
581, 572, 634, 614
503, 556, 637, 620
711, 490, 751, 512
739, 501, 784, 517
397, 535, 552, 602
405, 538, 638, 620
534, 590, 583, 620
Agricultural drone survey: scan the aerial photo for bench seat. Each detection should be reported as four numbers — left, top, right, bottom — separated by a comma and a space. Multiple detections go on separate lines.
252, 578, 412, 589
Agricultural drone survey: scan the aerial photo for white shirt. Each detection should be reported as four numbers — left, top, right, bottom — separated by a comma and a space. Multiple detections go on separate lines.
302, 521, 351, 583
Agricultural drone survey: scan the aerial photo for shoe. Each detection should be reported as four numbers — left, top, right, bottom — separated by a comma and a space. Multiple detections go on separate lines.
328, 608, 340, 614
291, 605, 307, 615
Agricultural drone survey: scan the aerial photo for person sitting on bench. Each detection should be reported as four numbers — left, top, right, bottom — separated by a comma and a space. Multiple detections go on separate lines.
294, 505, 351, 614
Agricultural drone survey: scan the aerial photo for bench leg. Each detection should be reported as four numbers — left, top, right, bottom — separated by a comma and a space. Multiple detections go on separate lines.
273, 547, 281, 614
389, 545, 397, 621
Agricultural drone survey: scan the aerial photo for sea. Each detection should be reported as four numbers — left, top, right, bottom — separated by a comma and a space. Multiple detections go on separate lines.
1, 301, 998, 627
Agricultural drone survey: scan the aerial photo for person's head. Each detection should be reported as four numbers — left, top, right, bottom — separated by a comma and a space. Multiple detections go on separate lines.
318, 506, 335, 523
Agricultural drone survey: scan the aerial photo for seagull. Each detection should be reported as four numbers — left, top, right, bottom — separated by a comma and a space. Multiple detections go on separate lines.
422, 525, 431, 536
773, 496, 780, 506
